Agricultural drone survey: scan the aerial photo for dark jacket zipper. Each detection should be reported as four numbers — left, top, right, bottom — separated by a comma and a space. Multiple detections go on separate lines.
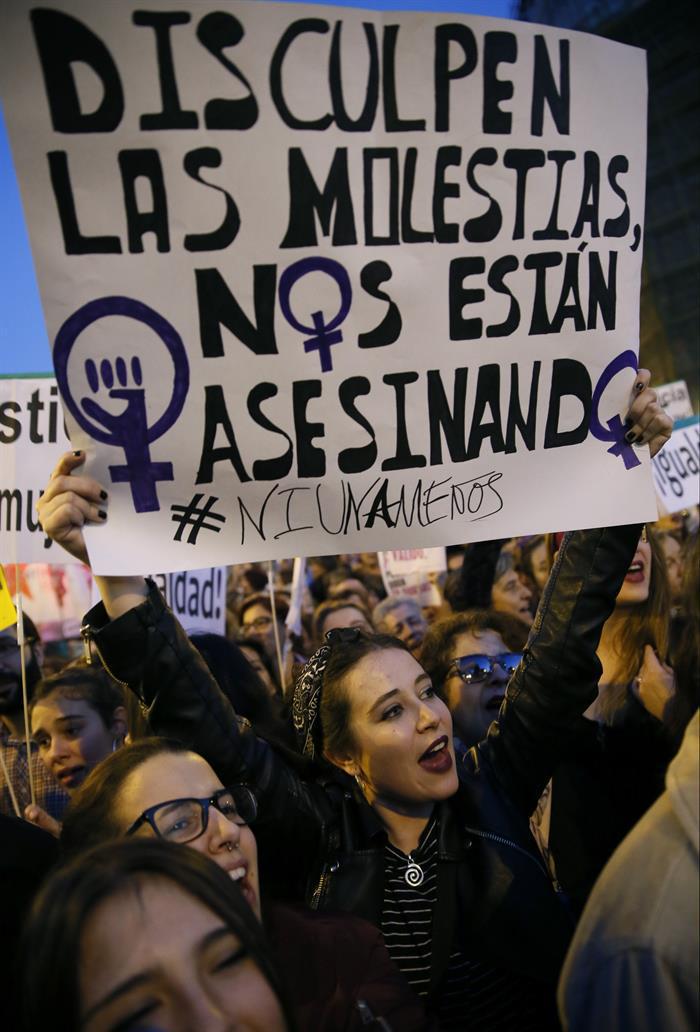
464, 824, 564, 893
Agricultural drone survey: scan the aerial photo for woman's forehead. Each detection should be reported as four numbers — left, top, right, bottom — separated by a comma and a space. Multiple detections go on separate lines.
451, 629, 506, 658
31, 693, 91, 726
120, 752, 221, 812
345, 648, 426, 697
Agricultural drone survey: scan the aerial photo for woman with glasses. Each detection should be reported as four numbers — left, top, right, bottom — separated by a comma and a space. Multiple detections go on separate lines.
59, 737, 431, 1032
21, 837, 295, 1032
419, 609, 528, 750
38, 373, 672, 1031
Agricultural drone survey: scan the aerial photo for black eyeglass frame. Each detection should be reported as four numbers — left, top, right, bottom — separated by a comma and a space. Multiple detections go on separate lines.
125, 785, 258, 844
449, 652, 523, 686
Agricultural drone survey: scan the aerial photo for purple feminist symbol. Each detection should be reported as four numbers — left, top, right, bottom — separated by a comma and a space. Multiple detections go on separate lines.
279, 257, 352, 373
589, 349, 641, 470
53, 297, 189, 513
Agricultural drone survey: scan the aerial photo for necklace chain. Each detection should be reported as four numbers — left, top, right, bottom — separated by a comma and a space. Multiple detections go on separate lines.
386, 816, 437, 887
405, 856, 424, 886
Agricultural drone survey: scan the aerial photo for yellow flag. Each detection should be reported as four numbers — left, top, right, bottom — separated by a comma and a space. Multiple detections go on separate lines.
0, 565, 18, 631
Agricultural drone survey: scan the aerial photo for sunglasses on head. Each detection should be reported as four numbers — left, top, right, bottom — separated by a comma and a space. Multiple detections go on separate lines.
450, 653, 522, 685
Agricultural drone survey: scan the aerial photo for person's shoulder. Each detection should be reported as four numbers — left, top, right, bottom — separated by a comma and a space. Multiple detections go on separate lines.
566, 791, 696, 966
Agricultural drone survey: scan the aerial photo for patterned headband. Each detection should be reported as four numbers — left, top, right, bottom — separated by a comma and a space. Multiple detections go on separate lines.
291, 627, 362, 759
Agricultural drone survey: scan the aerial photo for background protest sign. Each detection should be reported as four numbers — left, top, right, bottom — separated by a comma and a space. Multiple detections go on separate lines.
5, 561, 92, 640
0, 376, 80, 564
148, 567, 228, 635
0, 565, 18, 631
90, 565, 227, 635
651, 415, 699, 515
0, 1, 657, 575
379, 547, 445, 606
655, 379, 694, 424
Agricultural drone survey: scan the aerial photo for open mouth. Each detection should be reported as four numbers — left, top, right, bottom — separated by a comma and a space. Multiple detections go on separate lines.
486, 694, 506, 712
228, 865, 257, 909
625, 560, 646, 584
418, 735, 452, 773
55, 766, 85, 788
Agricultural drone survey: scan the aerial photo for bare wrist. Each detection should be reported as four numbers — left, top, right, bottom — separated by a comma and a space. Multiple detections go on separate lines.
94, 575, 149, 620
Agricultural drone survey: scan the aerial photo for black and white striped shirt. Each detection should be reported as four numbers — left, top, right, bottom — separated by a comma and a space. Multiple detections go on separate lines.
381, 816, 549, 1031
382, 815, 439, 998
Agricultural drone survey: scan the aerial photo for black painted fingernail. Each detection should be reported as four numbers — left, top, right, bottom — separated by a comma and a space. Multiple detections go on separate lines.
99, 490, 108, 501
634, 382, 644, 393
625, 430, 638, 444
98, 510, 107, 520
624, 417, 634, 428
73, 450, 82, 457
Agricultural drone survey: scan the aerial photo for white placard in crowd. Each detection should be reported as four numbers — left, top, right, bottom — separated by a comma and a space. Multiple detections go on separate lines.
655, 379, 694, 424
379, 548, 445, 607
380, 547, 446, 578
0, 376, 79, 564
0, 1, 657, 574
285, 556, 306, 640
150, 567, 227, 636
5, 562, 93, 640
651, 416, 700, 515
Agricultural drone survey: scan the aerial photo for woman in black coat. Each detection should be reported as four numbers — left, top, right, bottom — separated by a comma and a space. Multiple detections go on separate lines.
38, 373, 671, 1030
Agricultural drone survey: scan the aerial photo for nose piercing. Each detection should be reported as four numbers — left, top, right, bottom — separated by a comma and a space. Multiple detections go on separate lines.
226, 842, 234, 852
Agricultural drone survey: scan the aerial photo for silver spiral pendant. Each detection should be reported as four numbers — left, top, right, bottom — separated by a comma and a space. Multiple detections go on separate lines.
405, 861, 424, 887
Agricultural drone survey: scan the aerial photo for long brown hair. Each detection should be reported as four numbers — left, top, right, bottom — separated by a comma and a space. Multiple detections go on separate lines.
21, 839, 296, 1032
599, 527, 670, 718
667, 532, 700, 739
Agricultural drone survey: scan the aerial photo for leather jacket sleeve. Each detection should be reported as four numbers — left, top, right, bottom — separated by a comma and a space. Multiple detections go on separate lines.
474, 523, 643, 817
82, 582, 335, 838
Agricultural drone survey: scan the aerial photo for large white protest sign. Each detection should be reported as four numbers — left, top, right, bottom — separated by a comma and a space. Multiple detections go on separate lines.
0, 1, 657, 574
651, 416, 699, 515
0, 376, 80, 563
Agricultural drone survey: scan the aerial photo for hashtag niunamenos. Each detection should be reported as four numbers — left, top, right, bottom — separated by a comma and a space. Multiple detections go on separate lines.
170, 494, 226, 545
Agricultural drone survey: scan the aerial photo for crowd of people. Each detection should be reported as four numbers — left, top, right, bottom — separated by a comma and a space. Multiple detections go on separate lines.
1, 374, 698, 1031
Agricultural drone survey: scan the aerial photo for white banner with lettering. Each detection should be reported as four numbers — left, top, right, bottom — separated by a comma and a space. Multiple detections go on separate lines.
0, 1, 657, 574
651, 416, 699, 515
0, 376, 77, 564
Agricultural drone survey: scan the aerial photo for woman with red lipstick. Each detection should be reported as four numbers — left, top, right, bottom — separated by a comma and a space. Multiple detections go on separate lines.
37, 372, 673, 1030
527, 527, 679, 917
593, 528, 673, 721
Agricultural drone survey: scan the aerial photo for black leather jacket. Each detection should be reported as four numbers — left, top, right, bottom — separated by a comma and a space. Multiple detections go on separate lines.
83, 524, 641, 996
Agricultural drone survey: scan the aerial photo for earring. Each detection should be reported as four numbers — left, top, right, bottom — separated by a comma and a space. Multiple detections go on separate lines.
111, 736, 124, 753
